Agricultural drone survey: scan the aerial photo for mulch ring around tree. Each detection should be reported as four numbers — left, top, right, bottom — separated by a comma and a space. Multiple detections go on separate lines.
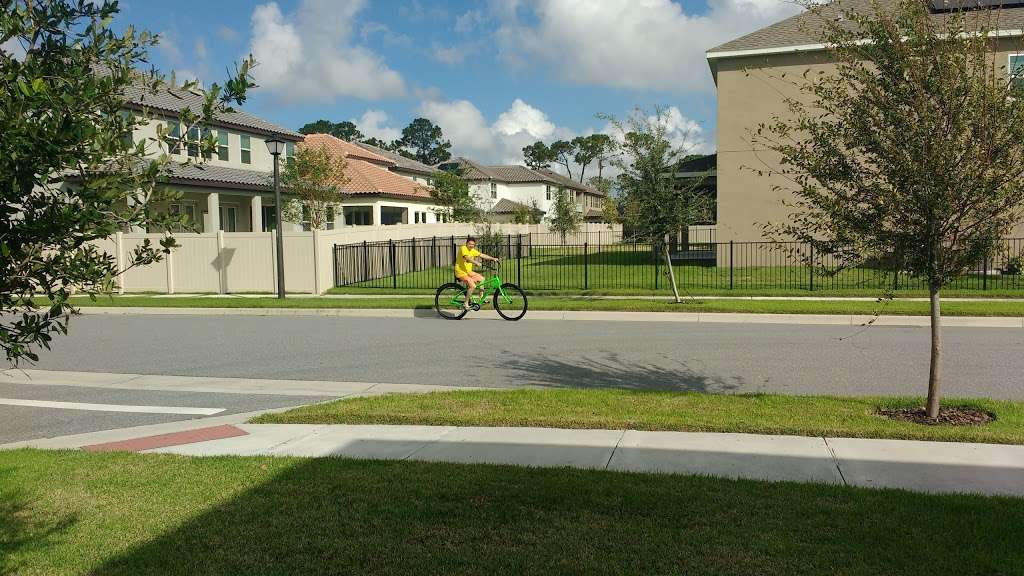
877, 407, 996, 426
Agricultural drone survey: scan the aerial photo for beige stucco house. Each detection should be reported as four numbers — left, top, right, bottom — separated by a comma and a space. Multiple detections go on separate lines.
121, 82, 305, 233
708, 0, 1024, 242
438, 157, 606, 223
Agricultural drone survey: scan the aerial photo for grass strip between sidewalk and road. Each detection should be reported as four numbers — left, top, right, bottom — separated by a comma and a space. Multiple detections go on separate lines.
69, 295, 1024, 316
252, 389, 1024, 445
2, 449, 1022, 576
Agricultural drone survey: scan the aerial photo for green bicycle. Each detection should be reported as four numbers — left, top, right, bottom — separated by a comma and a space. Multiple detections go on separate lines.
435, 261, 528, 321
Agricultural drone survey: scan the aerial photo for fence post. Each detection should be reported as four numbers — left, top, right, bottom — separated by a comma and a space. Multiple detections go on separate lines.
431, 236, 437, 268
332, 245, 338, 288
389, 239, 397, 289
809, 243, 814, 292
983, 257, 988, 291
363, 240, 369, 283
411, 237, 417, 272
584, 242, 589, 290
654, 244, 660, 290
729, 240, 734, 290
451, 235, 456, 266
216, 230, 226, 294
517, 235, 522, 286
507, 234, 512, 260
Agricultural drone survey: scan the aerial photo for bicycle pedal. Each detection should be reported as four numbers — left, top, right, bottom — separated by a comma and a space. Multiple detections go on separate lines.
471, 303, 481, 311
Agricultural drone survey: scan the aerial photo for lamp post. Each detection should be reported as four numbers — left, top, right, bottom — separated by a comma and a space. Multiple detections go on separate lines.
265, 137, 287, 299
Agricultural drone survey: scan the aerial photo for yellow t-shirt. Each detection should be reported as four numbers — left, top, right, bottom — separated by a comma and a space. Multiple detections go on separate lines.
455, 245, 481, 277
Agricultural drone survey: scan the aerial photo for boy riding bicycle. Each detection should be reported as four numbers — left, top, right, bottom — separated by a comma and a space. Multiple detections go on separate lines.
454, 237, 499, 310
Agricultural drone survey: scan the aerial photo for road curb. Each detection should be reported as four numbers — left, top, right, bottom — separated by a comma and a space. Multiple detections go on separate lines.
75, 306, 1024, 328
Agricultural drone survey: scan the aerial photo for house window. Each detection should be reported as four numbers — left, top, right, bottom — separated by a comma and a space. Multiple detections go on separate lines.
286, 141, 295, 166
545, 185, 551, 201
1012, 54, 1024, 89
344, 206, 372, 226
490, 182, 497, 199
165, 120, 182, 154
118, 111, 133, 147
168, 202, 195, 232
240, 135, 252, 164
186, 126, 200, 158
217, 131, 229, 161
219, 205, 237, 232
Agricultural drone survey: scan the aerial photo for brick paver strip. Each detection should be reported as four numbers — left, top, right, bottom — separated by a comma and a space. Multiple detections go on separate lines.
82, 424, 248, 453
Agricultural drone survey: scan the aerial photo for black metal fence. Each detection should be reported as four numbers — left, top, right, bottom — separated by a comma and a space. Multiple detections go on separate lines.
334, 236, 1024, 293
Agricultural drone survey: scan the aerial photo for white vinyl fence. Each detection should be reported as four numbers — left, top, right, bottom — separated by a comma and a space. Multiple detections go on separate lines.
97, 222, 614, 294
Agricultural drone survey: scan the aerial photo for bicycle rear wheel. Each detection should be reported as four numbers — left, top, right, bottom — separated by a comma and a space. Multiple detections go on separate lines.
435, 283, 468, 320
494, 283, 527, 321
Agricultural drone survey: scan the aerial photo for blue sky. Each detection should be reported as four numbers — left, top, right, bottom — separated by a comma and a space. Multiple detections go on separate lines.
117, 0, 801, 164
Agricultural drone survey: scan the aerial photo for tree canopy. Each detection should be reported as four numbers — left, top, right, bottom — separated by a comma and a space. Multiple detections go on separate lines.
394, 117, 451, 166
752, 0, 1024, 417
1, 0, 253, 364
298, 119, 364, 142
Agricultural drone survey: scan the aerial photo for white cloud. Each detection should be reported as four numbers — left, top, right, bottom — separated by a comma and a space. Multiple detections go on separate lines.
431, 43, 469, 65
355, 109, 402, 142
494, 0, 803, 93
157, 31, 209, 86
493, 99, 556, 140
419, 98, 573, 165
249, 0, 406, 103
454, 9, 484, 33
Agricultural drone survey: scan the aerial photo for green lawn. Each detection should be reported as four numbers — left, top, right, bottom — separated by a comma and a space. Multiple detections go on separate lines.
69, 294, 1024, 316
3, 449, 1022, 576
339, 244, 1024, 294
253, 389, 1024, 445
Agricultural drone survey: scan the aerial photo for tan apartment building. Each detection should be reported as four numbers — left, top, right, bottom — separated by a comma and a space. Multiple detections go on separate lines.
708, 0, 1024, 242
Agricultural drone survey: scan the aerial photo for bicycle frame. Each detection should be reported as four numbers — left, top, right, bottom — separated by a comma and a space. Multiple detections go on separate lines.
452, 272, 514, 306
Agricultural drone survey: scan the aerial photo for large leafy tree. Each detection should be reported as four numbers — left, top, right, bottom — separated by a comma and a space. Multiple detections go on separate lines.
1, 0, 252, 364
572, 134, 616, 182
548, 140, 577, 181
752, 0, 1024, 418
297, 119, 364, 142
395, 117, 451, 165
522, 141, 555, 170
281, 144, 349, 230
605, 107, 711, 302
431, 170, 480, 223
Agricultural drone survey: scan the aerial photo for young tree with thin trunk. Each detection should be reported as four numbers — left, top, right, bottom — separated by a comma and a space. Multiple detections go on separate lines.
547, 188, 581, 244
281, 144, 349, 230
753, 0, 1024, 418
431, 170, 480, 223
604, 108, 711, 303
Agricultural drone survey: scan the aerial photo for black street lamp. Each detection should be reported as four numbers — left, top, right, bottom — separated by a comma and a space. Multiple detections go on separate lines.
265, 136, 287, 299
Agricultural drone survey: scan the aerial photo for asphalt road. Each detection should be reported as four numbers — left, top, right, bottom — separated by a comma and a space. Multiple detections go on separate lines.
0, 381, 327, 444
25, 313, 1024, 400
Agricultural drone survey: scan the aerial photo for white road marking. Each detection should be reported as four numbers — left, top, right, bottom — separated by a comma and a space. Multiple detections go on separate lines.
0, 398, 225, 415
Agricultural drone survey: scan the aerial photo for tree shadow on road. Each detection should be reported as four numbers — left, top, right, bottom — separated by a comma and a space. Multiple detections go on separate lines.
492, 350, 743, 393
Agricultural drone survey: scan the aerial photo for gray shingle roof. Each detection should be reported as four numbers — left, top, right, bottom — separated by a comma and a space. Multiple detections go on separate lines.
354, 142, 439, 175
162, 162, 273, 192
442, 157, 601, 194
123, 84, 303, 140
709, 0, 1024, 54
491, 198, 535, 213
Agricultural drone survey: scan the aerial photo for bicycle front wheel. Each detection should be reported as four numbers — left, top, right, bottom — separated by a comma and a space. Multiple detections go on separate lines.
435, 283, 468, 320
494, 283, 527, 321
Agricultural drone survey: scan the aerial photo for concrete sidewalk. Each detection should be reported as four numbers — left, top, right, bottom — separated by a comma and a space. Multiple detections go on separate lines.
75, 306, 1024, 328
124, 293, 1024, 303
87, 423, 1024, 497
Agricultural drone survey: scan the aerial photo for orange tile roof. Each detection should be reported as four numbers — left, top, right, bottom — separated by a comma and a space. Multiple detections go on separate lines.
300, 134, 434, 201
